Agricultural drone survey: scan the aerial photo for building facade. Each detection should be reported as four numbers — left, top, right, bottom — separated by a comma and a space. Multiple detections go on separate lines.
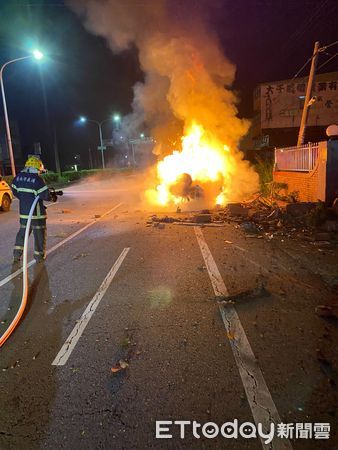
244, 71, 338, 151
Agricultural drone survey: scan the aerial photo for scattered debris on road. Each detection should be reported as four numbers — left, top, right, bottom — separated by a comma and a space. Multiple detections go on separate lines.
218, 282, 268, 305
32, 351, 40, 360
72, 253, 88, 260
193, 213, 212, 223
227, 203, 250, 218
146, 196, 338, 245
315, 305, 338, 319
111, 359, 129, 374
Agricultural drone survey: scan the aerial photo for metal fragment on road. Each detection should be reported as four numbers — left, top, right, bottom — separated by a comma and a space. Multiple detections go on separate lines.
194, 226, 292, 450
52, 247, 130, 366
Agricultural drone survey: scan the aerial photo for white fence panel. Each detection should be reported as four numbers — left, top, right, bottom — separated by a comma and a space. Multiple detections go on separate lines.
275, 143, 319, 172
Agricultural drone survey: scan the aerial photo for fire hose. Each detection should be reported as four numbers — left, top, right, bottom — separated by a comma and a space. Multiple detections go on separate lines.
0, 188, 63, 347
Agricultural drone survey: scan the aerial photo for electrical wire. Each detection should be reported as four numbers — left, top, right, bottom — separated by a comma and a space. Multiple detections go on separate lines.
291, 39, 338, 80
282, 0, 329, 54
292, 55, 313, 80
317, 52, 338, 70
320, 40, 338, 51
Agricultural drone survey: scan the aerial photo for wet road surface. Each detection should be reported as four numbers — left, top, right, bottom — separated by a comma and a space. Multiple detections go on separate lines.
0, 176, 337, 449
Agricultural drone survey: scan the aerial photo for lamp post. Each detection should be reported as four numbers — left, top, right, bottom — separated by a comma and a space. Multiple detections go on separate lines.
80, 115, 120, 169
113, 113, 120, 128
0, 50, 44, 176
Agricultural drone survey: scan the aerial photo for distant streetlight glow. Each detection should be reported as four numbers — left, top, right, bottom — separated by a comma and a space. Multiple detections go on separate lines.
113, 114, 121, 122
78, 115, 116, 168
140, 133, 145, 139
32, 49, 44, 60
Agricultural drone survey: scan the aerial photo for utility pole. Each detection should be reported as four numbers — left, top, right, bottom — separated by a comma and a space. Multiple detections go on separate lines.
98, 123, 105, 169
297, 41, 320, 146
0, 67, 16, 176
88, 146, 93, 169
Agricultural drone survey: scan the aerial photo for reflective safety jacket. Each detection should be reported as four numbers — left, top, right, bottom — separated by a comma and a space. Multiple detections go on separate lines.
11, 171, 50, 220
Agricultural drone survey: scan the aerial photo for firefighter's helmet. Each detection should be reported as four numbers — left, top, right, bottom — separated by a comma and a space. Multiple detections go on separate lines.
25, 155, 45, 172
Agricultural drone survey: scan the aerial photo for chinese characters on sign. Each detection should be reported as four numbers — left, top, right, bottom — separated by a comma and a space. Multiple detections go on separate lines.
260, 73, 338, 129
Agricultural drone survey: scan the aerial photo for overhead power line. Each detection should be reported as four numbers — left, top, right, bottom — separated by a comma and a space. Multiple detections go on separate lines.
317, 52, 338, 70
292, 56, 313, 80
320, 40, 338, 51
282, 0, 329, 53
292, 39, 338, 79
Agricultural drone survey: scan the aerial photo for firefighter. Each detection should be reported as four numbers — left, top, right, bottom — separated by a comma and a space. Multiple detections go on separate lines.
11, 155, 55, 263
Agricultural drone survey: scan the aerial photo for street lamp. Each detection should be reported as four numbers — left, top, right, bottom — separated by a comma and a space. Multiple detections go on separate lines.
32, 49, 43, 60
0, 49, 44, 176
79, 115, 117, 169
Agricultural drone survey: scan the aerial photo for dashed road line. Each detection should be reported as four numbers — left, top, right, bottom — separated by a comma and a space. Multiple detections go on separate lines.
0, 203, 123, 288
194, 226, 292, 450
52, 247, 130, 366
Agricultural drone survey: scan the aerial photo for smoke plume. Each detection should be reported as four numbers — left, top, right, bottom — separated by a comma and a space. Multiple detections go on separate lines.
70, 0, 259, 204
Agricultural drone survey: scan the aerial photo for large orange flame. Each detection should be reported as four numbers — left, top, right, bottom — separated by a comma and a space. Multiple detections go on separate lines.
146, 122, 233, 206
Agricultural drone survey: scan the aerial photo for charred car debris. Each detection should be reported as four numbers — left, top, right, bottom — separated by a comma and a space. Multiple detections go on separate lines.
146, 196, 338, 247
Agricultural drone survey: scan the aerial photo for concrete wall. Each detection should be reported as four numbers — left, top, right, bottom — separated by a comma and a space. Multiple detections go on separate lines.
273, 141, 328, 202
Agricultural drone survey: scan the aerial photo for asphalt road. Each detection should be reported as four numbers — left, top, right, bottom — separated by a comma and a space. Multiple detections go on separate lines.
0, 174, 337, 450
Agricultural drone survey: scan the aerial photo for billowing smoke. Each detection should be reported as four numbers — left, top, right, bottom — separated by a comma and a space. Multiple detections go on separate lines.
70, 0, 259, 205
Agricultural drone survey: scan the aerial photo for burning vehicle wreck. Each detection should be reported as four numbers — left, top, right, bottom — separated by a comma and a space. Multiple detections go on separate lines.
168, 172, 203, 202
146, 123, 259, 209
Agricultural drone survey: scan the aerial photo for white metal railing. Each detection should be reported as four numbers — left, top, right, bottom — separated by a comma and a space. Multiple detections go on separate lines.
274, 143, 319, 172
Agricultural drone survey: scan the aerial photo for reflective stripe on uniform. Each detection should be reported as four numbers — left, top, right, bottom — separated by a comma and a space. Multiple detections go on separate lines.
37, 186, 48, 194
34, 251, 45, 255
20, 214, 47, 219
15, 187, 38, 195
31, 225, 46, 229
14, 245, 24, 250
14, 185, 47, 196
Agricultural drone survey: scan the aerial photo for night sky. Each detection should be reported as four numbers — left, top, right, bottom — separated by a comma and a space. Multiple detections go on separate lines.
0, 0, 337, 170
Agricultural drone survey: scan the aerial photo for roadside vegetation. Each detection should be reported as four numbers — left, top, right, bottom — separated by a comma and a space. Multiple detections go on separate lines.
3, 167, 134, 187
254, 157, 274, 196
254, 157, 292, 201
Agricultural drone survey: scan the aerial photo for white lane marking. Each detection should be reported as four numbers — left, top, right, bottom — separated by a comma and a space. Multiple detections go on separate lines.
0, 203, 123, 288
52, 247, 130, 366
194, 227, 292, 450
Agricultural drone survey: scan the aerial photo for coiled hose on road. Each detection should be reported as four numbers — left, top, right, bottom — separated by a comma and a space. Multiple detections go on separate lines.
0, 195, 40, 347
